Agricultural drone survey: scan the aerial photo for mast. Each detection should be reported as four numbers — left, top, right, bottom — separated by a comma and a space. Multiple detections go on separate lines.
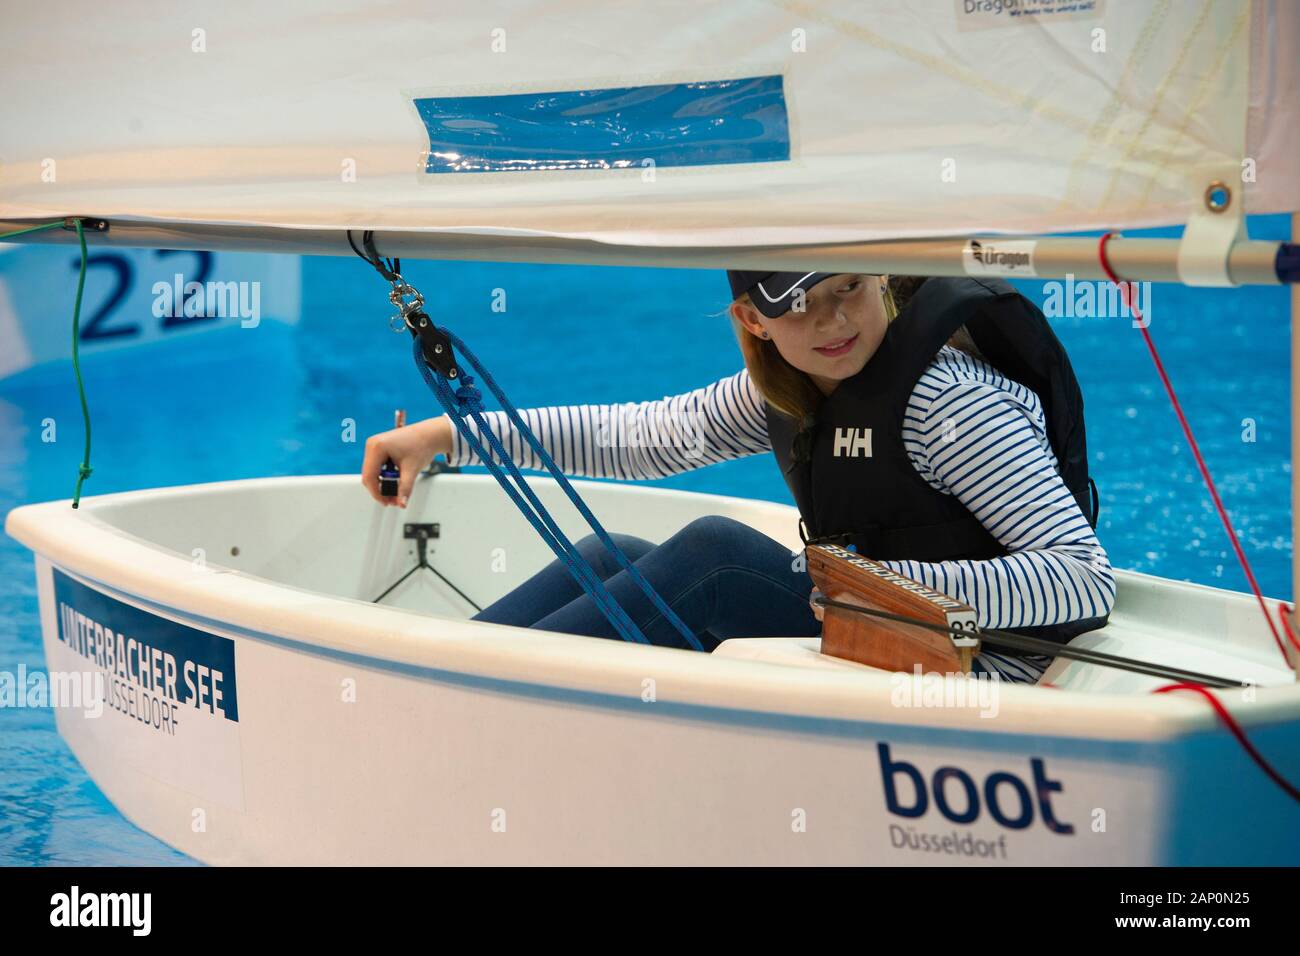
1293, 211, 1299, 670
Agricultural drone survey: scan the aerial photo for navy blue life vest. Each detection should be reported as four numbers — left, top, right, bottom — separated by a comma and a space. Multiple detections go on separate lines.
766, 276, 1106, 645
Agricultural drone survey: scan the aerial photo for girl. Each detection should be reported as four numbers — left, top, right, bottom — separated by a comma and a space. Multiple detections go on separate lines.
361, 273, 1114, 683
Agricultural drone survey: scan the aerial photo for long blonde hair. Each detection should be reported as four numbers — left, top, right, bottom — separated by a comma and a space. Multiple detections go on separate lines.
728, 275, 981, 423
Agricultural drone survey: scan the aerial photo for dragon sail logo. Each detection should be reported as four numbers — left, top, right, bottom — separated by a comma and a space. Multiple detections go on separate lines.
964, 238, 1037, 276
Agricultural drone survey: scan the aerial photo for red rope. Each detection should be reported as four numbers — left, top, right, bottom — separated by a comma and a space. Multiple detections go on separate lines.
1152, 683, 1300, 803
1097, 232, 1298, 666
1281, 602, 1299, 655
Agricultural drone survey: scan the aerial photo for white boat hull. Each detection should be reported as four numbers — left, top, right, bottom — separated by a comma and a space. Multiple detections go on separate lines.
0, 244, 300, 386
8, 474, 1299, 864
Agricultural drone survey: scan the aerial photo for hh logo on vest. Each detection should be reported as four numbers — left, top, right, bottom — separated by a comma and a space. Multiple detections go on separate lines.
833, 427, 872, 458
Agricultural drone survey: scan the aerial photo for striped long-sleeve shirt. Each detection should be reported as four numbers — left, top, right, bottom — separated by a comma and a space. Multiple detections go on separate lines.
448, 346, 1116, 681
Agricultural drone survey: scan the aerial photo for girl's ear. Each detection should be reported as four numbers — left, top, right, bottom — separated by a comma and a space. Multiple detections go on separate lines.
730, 300, 768, 340
881, 276, 899, 322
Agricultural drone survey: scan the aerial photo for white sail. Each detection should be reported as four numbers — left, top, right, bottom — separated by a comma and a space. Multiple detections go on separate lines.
1, 0, 1296, 248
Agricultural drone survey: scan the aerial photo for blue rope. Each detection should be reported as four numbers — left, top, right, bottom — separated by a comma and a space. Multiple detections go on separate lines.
413, 345, 644, 644
435, 331, 704, 651
413, 336, 702, 650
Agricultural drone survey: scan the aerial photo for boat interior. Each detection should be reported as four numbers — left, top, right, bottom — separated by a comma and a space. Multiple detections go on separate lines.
68, 471, 1297, 697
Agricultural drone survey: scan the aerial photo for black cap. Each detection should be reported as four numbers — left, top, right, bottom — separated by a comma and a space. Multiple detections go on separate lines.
726, 271, 837, 318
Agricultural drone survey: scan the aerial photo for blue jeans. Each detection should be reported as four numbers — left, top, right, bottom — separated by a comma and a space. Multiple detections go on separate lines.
471, 515, 822, 651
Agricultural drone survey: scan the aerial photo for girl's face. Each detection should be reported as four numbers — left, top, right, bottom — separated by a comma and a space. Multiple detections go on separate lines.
732, 274, 889, 396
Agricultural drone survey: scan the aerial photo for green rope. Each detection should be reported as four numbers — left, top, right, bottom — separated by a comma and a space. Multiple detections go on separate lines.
69, 220, 92, 507
0, 220, 65, 241
0, 218, 93, 507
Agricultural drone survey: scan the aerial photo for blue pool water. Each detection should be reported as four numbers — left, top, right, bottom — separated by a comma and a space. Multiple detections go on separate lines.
0, 216, 1292, 864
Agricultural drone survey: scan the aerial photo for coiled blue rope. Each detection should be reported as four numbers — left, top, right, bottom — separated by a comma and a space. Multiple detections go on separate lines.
412, 334, 703, 651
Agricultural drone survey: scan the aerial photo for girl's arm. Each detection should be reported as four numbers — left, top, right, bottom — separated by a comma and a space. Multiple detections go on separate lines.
881, 378, 1116, 630
444, 370, 771, 479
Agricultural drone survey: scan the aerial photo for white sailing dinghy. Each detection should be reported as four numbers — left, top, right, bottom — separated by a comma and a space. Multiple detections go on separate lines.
3, 1, 1300, 864
0, 246, 300, 387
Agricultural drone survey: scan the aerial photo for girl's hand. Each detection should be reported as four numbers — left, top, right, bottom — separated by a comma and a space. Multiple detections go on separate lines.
809, 587, 825, 623
360, 415, 453, 507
